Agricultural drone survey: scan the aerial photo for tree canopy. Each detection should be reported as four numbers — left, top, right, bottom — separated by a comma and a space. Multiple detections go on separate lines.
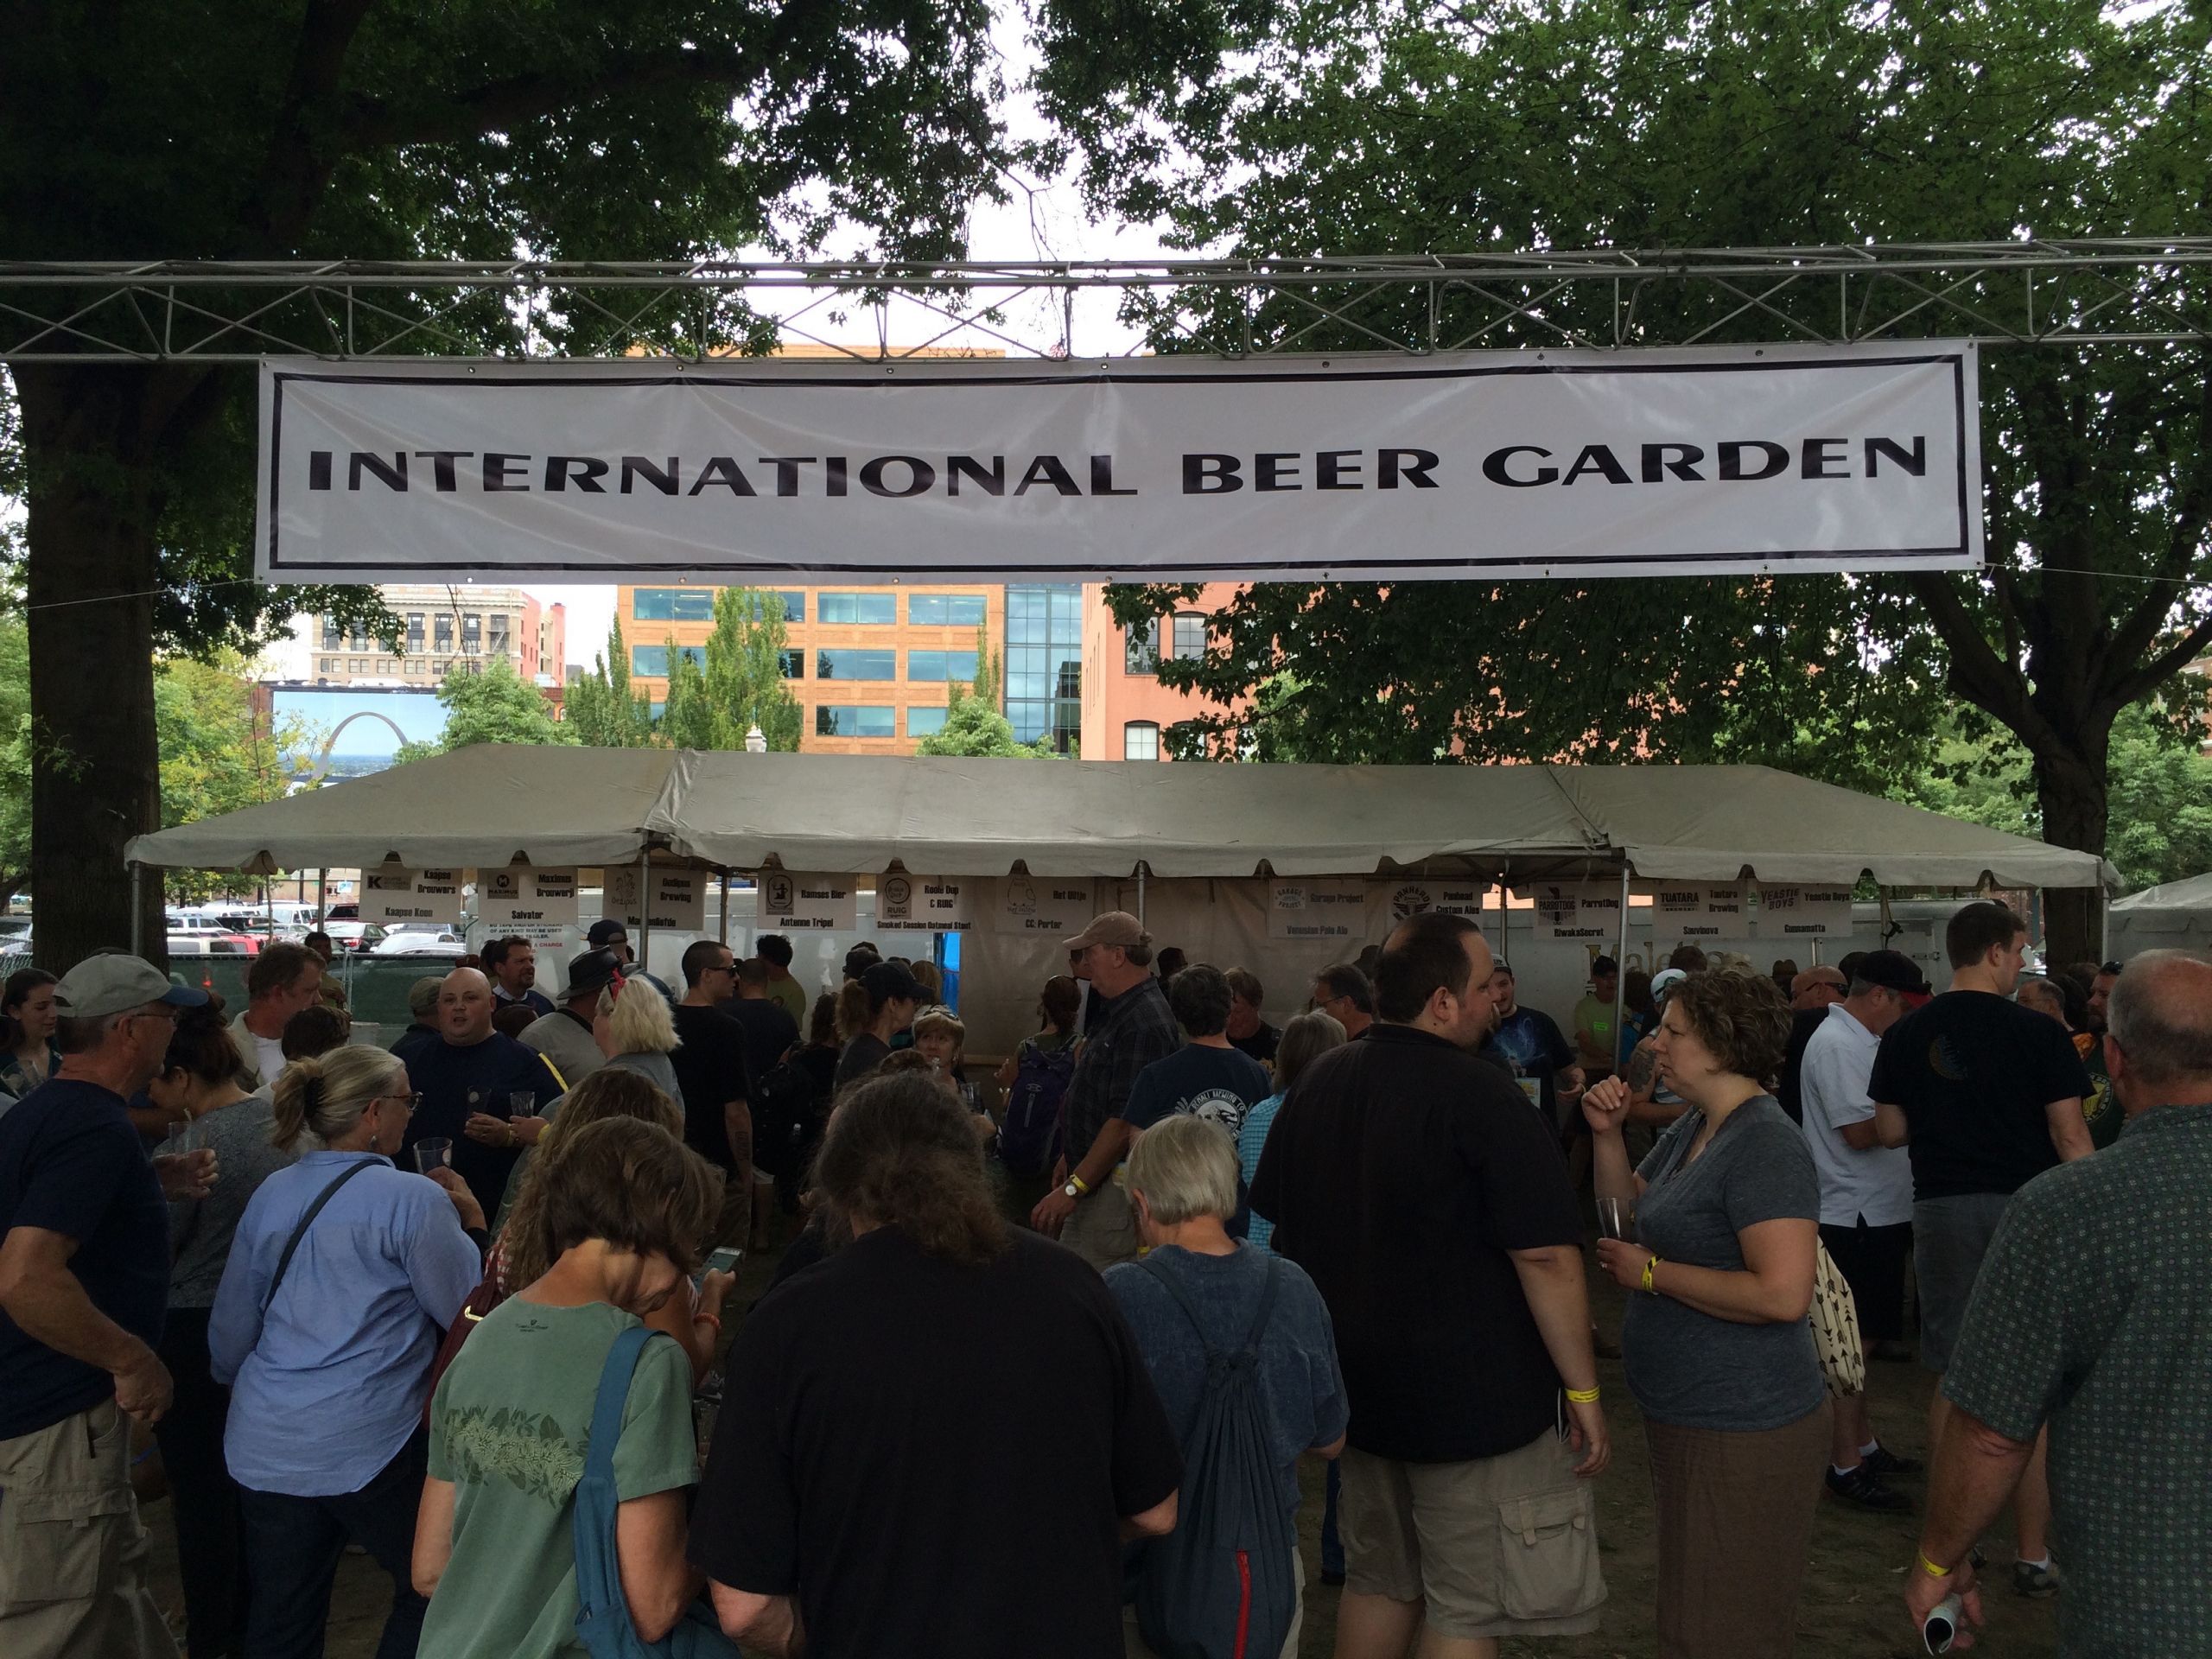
658, 590, 804, 752
915, 638, 1053, 758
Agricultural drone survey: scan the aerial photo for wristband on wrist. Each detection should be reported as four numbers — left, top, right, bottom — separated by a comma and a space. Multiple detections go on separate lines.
1565, 1385, 1601, 1404
1917, 1552, 1953, 1580
1640, 1254, 1660, 1294
1069, 1173, 1091, 1196
693, 1312, 723, 1332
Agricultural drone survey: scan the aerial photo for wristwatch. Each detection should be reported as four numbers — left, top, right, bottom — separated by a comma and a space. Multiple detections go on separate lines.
1063, 1180, 1084, 1200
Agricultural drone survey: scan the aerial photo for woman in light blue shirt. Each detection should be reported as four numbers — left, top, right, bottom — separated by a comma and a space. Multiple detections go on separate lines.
1236, 1010, 1346, 1255
210, 1043, 483, 1659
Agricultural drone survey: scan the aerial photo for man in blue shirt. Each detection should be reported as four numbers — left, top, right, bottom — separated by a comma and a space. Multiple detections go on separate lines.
401, 967, 563, 1218
0, 955, 212, 1659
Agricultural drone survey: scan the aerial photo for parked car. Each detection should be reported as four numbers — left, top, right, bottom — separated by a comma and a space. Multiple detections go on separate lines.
372, 924, 466, 957
168, 933, 259, 957
320, 921, 390, 953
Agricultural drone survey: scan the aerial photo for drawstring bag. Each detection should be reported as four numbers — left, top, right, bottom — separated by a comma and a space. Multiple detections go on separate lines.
1808, 1241, 1866, 1398
572, 1325, 740, 1659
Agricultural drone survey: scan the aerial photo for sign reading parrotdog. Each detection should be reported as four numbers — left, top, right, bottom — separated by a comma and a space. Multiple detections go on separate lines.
254, 344, 1981, 582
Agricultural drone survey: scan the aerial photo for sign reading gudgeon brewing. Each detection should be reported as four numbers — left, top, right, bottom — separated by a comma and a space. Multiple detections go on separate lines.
255, 344, 1981, 585
1266, 879, 1371, 943
1753, 884, 1857, 939
1653, 882, 1749, 939
1375, 880, 1487, 926
755, 871, 858, 933
478, 867, 580, 930
607, 867, 709, 934
994, 877, 1096, 937
876, 874, 976, 932
362, 867, 462, 925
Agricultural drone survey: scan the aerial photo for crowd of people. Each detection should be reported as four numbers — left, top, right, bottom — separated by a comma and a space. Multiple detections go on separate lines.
0, 901, 2205, 1659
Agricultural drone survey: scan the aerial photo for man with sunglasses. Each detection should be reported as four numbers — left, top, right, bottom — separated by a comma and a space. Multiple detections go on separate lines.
0, 955, 215, 1659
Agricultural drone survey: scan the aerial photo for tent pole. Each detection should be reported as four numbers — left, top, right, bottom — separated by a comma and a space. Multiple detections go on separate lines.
1136, 867, 1146, 926
636, 849, 652, 978
719, 869, 730, 947
315, 868, 327, 925
129, 862, 144, 959
1612, 860, 1630, 1077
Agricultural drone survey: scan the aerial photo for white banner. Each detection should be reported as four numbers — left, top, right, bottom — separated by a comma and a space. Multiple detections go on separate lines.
362, 866, 462, 925
607, 867, 709, 934
478, 867, 579, 929
1374, 879, 1488, 928
256, 345, 1981, 583
754, 871, 857, 933
876, 874, 976, 932
1754, 884, 1858, 939
1651, 882, 1750, 939
994, 877, 1096, 938
1519, 881, 1623, 942
1266, 879, 1372, 943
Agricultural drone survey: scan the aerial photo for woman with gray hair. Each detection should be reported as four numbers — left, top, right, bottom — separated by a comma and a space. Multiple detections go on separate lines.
208, 1043, 484, 1659
592, 977, 683, 1101
1109, 1114, 1349, 1659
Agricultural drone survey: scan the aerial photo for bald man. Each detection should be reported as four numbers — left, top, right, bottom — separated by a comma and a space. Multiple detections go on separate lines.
401, 967, 564, 1217
1907, 951, 2212, 1652
1789, 966, 1847, 1012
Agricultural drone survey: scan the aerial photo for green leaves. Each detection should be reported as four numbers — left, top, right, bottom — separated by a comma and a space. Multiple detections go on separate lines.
416, 658, 578, 753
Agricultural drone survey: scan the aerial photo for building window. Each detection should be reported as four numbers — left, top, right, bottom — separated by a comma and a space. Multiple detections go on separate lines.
817, 592, 896, 626
434, 614, 454, 651
1005, 584, 1084, 753
908, 594, 988, 626
907, 706, 949, 737
632, 645, 706, 677
404, 613, 424, 651
1122, 721, 1160, 761
1171, 613, 1207, 661
1125, 621, 1160, 675
321, 619, 343, 649
318, 657, 336, 674
779, 649, 804, 679
816, 704, 896, 737
632, 588, 716, 622
488, 615, 510, 654
771, 590, 805, 624
907, 650, 980, 683
816, 648, 896, 681
348, 626, 370, 652
461, 613, 481, 651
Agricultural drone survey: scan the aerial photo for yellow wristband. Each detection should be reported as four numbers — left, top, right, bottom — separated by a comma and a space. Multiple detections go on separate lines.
1069, 1173, 1090, 1196
1917, 1553, 1953, 1580
1640, 1255, 1660, 1294
1565, 1386, 1600, 1404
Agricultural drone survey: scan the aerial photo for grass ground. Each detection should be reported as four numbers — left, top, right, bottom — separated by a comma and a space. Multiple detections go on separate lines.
143, 1230, 2060, 1659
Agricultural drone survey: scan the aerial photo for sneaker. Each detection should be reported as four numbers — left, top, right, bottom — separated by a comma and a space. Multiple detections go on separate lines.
1862, 1443, 1925, 1477
2013, 1560, 2062, 1599
1825, 1464, 1912, 1512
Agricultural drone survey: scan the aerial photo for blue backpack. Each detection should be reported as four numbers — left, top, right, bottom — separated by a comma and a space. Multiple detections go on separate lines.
572, 1326, 740, 1659
1130, 1254, 1298, 1659
995, 1038, 1076, 1176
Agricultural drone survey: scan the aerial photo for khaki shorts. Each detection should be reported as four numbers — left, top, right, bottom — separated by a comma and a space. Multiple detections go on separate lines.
1058, 1177, 1139, 1271
1338, 1429, 1605, 1640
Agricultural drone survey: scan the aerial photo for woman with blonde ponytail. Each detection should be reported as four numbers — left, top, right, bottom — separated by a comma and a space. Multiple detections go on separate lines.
209, 1046, 486, 1659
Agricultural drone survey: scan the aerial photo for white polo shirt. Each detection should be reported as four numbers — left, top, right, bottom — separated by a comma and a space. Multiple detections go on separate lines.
1798, 1001, 1915, 1228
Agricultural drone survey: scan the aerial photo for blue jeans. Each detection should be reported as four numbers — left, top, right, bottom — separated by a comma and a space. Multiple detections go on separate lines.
1321, 1458, 1344, 1576
236, 1428, 429, 1659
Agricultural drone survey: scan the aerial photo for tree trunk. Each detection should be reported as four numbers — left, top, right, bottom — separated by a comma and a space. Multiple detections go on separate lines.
15, 364, 168, 971
2031, 731, 2111, 971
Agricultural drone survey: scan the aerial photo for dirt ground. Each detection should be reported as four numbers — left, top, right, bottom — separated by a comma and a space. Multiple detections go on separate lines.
143, 1236, 2060, 1659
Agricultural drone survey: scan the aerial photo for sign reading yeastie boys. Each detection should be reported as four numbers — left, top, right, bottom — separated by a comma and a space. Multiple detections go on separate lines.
363, 867, 462, 925
877, 874, 976, 932
256, 344, 1981, 584
1754, 884, 1857, 938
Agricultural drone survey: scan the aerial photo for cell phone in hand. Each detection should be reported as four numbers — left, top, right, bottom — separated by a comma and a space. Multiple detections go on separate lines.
695, 1245, 743, 1285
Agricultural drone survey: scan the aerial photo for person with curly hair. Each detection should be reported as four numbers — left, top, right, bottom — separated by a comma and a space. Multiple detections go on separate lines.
1583, 969, 1827, 1659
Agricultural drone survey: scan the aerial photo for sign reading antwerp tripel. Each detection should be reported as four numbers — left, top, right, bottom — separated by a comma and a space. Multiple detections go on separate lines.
255, 343, 1982, 582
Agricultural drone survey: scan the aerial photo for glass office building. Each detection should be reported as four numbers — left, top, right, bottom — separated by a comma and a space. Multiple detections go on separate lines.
1005, 583, 1084, 754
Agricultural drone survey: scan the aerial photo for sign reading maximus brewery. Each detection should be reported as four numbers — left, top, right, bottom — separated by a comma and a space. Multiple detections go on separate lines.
256, 344, 1980, 582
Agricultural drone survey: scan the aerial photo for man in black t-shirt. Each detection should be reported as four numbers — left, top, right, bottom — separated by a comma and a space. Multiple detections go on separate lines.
1252, 912, 1608, 1650
1485, 962, 1583, 1128
1223, 967, 1280, 1065
671, 940, 755, 1249
1871, 900, 2090, 1596
404, 967, 564, 1219
692, 1075, 1181, 1659
728, 957, 801, 1083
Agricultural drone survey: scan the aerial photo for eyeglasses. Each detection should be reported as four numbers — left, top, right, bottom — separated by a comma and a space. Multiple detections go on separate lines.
130, 1007, 183, 1027
375, 1091, 425, 1111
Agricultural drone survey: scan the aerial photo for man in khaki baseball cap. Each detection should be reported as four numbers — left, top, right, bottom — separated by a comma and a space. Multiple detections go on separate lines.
52, 953, 210, 1021
1061, 911, 1150, 956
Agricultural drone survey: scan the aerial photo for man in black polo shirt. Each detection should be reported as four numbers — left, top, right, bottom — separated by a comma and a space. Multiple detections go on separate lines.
1252, 912, 1608, 1656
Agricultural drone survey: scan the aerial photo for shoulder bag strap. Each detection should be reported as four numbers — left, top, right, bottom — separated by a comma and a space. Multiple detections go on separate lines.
1236, 1254, 1283, 1359
259, 1158, 378, 1317
582, 1325, 658, 1484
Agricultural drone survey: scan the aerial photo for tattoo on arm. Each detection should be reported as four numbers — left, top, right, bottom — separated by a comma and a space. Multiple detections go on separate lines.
1626, 1045, 1657, 1094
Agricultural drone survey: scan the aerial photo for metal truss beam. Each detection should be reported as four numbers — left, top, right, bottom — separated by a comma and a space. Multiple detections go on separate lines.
2, 239, 2208, 362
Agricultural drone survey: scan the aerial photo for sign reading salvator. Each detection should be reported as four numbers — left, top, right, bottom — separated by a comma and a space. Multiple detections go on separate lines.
256, 345, 1981, 584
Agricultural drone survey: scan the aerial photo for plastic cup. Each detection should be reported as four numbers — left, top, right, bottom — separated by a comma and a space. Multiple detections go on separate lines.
415, 1137, 454, 1173
1596, 1196, 1637, 1242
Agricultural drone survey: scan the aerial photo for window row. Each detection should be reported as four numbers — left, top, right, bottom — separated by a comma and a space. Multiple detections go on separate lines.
1124, 613, 1209, 673
815, 705, 948, 738
632, 588, 808, 624
630, 646, 979, 683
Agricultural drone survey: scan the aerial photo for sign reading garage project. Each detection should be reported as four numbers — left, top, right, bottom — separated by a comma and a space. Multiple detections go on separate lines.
877, 874, 976, 932
1754, 884, 1857, 939
1653, 882, 1749, 939
754, 871, 857, 933
363, 867, 462, 925
994, 877, 1096, 937
607, 867, 709, 934
256, 344, 1980, 584
1266, 879, 1371, 942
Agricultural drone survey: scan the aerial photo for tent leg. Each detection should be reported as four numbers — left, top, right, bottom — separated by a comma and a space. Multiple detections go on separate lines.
719, 870, 730, 947
635, 850, 652, 979
1611, 861, 1630, 1076
1136, 868, 1146, 926
315, 868, 327, 925
130, 862, 144, 958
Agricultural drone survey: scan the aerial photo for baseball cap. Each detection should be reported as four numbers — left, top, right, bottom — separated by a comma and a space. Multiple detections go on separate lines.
861, 961, 925, 1004
54, 955, 209, 1020
567, 949, 625, 997
1649, 967, 1690, 1001
1065, 911, 1150, 953
1853, 950, 1930, 996
842, 944, 882, 981
406, 976, 444, 1019
586, 918, 629, 950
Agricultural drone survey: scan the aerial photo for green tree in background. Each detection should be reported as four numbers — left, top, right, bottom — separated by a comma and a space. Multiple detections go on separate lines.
564, 619, 656, 750
916, 638, 1053, 758
399, 660, 575, 761
660, 590, 804, 751
0, 614, 31, 907
154, 658, 314, 902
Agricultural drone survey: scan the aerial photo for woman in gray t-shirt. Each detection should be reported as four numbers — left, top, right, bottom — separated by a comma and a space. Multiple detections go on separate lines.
1582, 969, 1826, 1659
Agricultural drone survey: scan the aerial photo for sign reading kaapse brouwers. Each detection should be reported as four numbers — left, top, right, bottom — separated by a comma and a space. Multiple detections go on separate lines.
255, 345, 1981, 584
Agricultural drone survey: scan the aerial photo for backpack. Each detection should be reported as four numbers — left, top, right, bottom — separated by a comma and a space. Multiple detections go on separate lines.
1131, 1254, 1297, 1659
572, 1326, 741, 1659
750, 1056, 819, 1177
995, 1038, 1076, 1176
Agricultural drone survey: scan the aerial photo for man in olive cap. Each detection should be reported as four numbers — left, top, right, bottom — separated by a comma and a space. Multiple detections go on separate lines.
1030, 912, 1180, 1269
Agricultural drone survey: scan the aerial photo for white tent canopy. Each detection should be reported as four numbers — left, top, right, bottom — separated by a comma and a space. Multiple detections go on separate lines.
127, 746, 2115, 890
2108, 871, 2212, 957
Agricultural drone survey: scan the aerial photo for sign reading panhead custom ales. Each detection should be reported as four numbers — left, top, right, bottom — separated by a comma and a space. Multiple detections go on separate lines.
256, 345, 1981, 583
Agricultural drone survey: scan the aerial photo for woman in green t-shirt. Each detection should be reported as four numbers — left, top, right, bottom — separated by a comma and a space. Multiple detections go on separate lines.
413, 1117, 723, 1658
